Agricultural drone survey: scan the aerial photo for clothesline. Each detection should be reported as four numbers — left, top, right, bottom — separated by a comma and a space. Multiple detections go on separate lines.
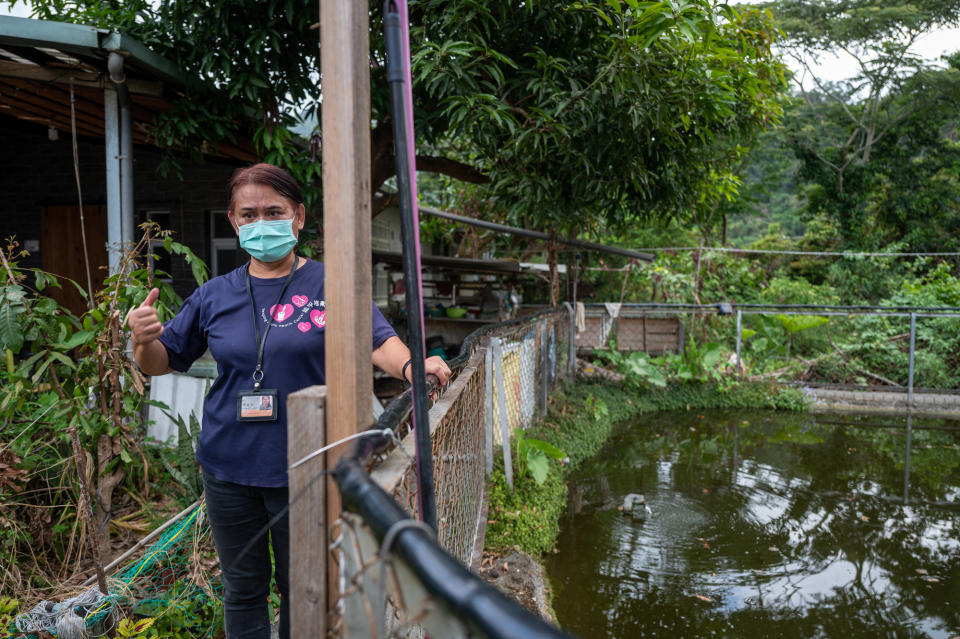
631, 246, 960, 257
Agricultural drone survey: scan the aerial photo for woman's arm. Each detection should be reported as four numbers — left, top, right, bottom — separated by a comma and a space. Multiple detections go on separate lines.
372, 336, 451, 385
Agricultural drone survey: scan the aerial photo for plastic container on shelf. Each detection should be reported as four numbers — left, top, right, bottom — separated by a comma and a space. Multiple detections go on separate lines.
445, 306, 467, 318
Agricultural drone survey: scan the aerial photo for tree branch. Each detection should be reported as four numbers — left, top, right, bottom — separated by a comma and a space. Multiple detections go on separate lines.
414, 155, 490, 184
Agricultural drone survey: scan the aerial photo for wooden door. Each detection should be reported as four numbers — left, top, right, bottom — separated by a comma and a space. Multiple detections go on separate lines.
41, 205, 109, 317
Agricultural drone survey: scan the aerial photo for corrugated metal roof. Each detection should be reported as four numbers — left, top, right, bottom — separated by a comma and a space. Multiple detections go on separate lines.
0, 15, 255, 161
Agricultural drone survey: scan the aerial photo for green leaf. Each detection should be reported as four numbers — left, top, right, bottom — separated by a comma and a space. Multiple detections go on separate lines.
58, 330, 93, 350
0, 300, 24, 354
775, 314, 829, 334
701, 342, 724, 368
47, 351, 76, 370
525, 437, 566, 460
525, 448, 550, 484
33, 270, 60, 291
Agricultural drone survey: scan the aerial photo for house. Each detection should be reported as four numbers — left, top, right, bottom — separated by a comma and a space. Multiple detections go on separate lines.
0, 15, 257, 315
0, 15, 262, 444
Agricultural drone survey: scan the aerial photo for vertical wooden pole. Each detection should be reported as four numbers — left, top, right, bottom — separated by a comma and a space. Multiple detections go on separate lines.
493, 338, 513, 490
321, 0, 372, 613
287, 387, 327, 638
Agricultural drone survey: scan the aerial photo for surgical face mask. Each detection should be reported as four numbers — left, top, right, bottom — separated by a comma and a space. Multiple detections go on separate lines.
238, 219, 298, 263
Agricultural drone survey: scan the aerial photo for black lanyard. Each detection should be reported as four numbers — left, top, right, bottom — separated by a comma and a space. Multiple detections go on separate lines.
245, 257, 298, 391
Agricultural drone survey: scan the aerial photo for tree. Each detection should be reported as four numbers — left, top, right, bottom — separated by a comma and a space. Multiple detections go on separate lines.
20, 0, 787, 259
762, 0, 960, 248
407, 1, 787, 225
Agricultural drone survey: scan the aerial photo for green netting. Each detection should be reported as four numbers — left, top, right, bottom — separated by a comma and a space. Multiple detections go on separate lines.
9, 503, 221, 639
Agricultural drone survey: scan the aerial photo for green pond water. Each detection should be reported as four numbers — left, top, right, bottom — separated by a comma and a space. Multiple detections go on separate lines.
545, 410, 960, 638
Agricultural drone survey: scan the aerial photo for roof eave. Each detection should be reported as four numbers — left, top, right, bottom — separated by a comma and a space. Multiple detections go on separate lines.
0, 15, 187, 87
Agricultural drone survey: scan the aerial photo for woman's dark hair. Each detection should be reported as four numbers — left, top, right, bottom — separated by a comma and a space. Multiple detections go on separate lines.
228, 163, 304, 210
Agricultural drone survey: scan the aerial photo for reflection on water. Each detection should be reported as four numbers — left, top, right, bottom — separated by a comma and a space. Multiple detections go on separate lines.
545, 410, 960, 639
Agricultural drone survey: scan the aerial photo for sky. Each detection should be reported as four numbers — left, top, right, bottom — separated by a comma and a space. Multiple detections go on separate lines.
784, 24, 960, 87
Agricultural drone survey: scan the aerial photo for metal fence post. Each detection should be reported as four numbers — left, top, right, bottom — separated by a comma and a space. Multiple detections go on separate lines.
484, 344, 493, 478
641, 310, 648, 353
564, 302, 576, 384
904, 413, 913, 504
908, 312, 917, 407
550, 323, 556, 385
492, 337, 513, 489
540, 318, 548, 416
735, 309, 742, 380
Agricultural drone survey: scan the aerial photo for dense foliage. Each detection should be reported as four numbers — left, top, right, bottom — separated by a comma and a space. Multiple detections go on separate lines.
563, 243, 960, 389
0, 232, 206, 599
16, 0, 787, 238
737, 0, 960, 251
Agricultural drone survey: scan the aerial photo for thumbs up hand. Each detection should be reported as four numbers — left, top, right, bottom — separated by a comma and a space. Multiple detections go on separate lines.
128, 288, 164, 347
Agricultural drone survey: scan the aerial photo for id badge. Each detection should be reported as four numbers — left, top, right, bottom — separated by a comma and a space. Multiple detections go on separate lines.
237, 389, 279, 422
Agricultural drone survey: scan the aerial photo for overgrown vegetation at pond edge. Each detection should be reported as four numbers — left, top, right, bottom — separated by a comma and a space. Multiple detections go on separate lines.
484, 379, 808, 556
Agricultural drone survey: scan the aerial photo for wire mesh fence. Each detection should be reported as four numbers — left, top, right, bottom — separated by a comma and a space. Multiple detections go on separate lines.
576, 303, 960, 402
329, 308, 573, 638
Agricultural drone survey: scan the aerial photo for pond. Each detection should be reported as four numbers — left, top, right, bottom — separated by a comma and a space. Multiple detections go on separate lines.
545, 410, 960, 639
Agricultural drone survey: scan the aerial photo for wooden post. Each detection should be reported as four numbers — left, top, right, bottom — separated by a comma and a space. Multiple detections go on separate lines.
492, 337, 513, 490
287, 387, 327, 638
321, 0, 372, 614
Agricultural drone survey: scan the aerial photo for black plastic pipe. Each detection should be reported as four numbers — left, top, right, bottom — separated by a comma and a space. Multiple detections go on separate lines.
420, 205, 654, 262
335, 457, 576, 638
384, 1, 436, 530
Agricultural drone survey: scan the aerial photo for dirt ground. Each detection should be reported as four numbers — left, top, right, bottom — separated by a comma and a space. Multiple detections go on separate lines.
476, 549, 555, 623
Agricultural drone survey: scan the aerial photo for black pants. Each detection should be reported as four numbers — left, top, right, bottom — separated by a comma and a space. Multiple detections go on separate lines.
203, 472, 289, 639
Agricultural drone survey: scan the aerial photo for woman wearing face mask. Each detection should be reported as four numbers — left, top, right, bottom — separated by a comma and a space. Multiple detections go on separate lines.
128, 163, 451, 639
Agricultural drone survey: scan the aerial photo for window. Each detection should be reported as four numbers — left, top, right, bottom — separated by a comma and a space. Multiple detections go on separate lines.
210, 209, 242, 277
144, 209, 173, 283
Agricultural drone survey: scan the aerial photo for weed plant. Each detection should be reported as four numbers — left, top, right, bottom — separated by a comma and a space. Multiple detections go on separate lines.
0, 228, 208, 605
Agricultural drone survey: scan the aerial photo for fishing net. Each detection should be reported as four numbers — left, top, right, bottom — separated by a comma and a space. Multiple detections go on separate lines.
9, 503, 220, 639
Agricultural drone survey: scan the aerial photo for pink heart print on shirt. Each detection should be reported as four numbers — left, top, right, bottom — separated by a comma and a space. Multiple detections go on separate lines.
271, 303, 294, 322
291, 295, 308, 308
297, 322, 312, 333
310, 309, 326, 328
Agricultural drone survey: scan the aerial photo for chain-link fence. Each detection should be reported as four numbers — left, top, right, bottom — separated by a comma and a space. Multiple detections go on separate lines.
329, 308, 573, 638
576, 302, 960, 407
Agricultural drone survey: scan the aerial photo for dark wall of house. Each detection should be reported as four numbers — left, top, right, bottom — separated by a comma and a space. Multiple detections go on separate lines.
0, 115, 244, 299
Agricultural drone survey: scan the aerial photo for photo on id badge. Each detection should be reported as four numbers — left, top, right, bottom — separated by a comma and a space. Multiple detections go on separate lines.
238, 390, 278, 421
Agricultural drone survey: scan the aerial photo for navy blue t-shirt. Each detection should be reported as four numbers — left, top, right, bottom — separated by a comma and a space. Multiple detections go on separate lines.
158, 259, 397, 487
